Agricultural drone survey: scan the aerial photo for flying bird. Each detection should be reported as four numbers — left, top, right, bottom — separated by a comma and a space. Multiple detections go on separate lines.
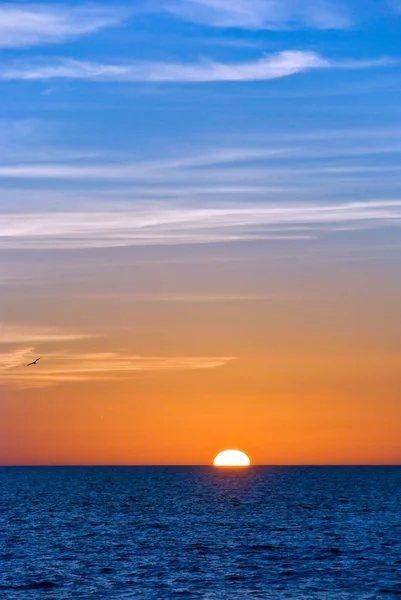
26, 357, 41, 367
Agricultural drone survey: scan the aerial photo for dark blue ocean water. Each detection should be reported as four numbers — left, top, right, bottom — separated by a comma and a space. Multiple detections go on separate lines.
0, 467, 400, 599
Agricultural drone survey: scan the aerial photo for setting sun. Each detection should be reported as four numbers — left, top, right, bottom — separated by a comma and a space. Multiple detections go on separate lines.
213, 450, 251, 467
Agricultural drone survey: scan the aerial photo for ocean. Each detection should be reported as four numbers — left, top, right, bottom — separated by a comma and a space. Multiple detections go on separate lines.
0, 466, 400, 599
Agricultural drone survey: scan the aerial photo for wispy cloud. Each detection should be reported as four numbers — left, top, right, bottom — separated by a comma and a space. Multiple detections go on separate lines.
0, 51, 390, 84
0, 349, 237, 388
161, 0, 352, 30
1, 200, 401, 249
0, 147, 289, 180
0, 347, 33, 371
0, 4, 126, 49
0, 139, 399, 184
131, 293, 276, 302
0, 51, 328, 82
0, 324, 94, 344
72, 292, 277, 302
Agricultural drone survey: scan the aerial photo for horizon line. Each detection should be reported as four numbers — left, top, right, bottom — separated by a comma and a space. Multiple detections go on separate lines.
1, 464, 400, 468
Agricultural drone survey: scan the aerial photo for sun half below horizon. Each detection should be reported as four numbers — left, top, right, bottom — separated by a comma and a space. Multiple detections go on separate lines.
213, 450, 251, 467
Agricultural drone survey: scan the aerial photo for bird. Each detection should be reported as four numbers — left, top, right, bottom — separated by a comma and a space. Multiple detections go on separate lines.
26, 357, 41, 367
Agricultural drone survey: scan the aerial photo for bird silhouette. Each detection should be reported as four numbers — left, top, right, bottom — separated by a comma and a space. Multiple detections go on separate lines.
26, 357, 41, 367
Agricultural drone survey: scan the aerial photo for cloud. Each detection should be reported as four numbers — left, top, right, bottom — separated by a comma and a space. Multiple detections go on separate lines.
0, 147, 290, 180
161, 0, 352, 29
0, 324, 94, 344
0, 51, 391, 84
0, 4, 126, 49
0, 322, 236, 388
0, 347, 33, 371
0, 349, 237, 388
1, 200, 401, 249
333, 57, 395, 69
0, 138, 399, 186
130, 293, 276, 302
72, 292, 277, 302
0, 51, 329, 83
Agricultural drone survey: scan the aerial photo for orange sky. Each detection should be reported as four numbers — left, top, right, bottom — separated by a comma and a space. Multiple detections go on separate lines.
2, 241, 401, 465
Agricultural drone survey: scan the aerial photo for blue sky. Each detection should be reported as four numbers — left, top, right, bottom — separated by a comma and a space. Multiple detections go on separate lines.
1, 0, 401, 247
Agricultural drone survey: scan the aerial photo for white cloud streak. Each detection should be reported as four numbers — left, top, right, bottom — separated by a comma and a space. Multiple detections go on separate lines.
0, 324, 94, 344
0, 349, 237, 388
0, 147, 290, 181
1, 201, 401, 249
161, 0, 352, 30
71, 292, 277, 302
0, 143, 399, 184
0, 347, 33, 371
0, 51, 389, 85
0, 51, 329, 83
0, 4, 126, 49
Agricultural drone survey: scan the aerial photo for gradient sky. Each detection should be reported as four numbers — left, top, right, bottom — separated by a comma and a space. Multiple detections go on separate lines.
1, 0, 401, 465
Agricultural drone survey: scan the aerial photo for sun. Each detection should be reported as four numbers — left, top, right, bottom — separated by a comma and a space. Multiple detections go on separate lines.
213, 449, 251, 467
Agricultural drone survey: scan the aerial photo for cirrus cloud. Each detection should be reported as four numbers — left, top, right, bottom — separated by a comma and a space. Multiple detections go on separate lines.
0, 51, 391, 84
161, 0, 352, 30
0, 323, 95, 344
0, 4, 127, 49
0, 348, 237, 388
1, 200, 401, 250
0, 51, 328, 83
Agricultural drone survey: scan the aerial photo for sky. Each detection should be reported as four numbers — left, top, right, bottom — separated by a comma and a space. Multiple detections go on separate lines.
1, 0, 401, 465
